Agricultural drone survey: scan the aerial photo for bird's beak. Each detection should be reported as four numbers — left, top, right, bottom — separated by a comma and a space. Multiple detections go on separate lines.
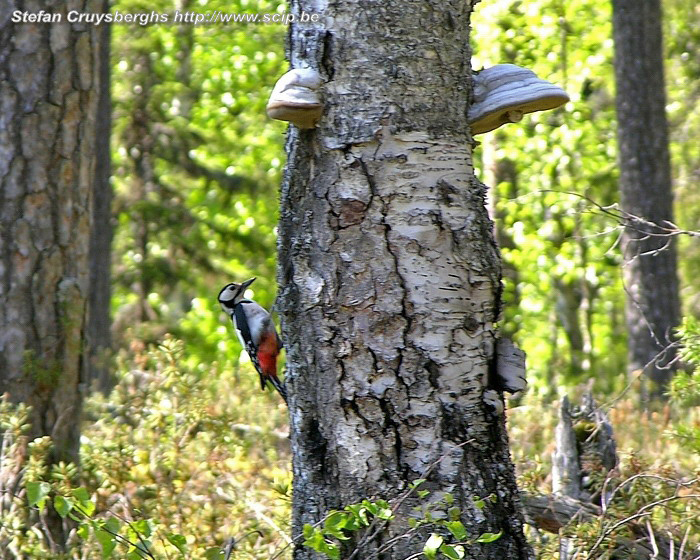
240, 277, 257, 291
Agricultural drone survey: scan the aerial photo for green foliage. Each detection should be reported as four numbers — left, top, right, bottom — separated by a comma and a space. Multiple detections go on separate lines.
0, 338, 291, 559
472, 0, 628, 393
110, 0, 288, 367
302, 499, 393, 559
301, 485, 506, 559
668, 317, 700, 452
665, 0, 700, 317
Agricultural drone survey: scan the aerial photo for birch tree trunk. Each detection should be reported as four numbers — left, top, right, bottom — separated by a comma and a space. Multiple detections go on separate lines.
0, 3, 104, 464
612, 0, 680, 396
278, 1, 532, 558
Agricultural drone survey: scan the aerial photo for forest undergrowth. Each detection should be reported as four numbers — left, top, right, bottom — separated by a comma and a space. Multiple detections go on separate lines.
1, 329, 699, 559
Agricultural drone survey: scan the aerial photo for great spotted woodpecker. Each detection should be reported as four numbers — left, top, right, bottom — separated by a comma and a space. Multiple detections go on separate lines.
218, 278, 287, 403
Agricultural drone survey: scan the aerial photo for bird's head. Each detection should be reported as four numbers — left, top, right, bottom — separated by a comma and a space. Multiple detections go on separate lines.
218, 277, 256, 313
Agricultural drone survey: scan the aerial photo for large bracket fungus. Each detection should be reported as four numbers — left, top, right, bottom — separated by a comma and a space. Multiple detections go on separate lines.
469, 63, 569, 135
266, 68, 324, 129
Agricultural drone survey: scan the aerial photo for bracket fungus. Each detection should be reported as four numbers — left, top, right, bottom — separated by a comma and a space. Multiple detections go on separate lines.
468, 64, 569, 135
266, 68, 323, 129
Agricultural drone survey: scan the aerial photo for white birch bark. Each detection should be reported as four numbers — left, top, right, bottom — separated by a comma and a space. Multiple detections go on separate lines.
278, 1, 532, 558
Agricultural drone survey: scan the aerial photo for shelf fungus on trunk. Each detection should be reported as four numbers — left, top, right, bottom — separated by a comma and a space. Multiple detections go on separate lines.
266, 68, 323, 129
469, 63, 569, 135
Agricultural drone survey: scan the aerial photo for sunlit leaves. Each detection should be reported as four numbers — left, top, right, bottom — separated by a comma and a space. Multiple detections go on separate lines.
26, 481, 51, 512
111, 0, 287, 366
472, 0, 626, 391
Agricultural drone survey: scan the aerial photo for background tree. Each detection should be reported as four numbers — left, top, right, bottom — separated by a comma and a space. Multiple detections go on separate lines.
612, 0, 680, 396
0, 3, 107, 551
0, 3, 105, 464
110, 0, 287, 367
88, 6, 114, 394
279, 1, 531, 558
472, 0, 626, 395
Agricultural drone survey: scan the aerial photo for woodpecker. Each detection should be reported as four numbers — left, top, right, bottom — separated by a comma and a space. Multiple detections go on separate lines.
218, 278, 287, 403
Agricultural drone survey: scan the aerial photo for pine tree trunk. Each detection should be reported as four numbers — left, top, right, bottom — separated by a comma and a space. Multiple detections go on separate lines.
612, 0, 680, 396
278, 2, 532, 558
0, 4, 104, 464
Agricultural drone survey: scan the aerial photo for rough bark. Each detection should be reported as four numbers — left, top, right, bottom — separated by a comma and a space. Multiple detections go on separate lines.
0, 3, 104, 463
278, 1, 532, 559
612, 0, 680, 395
552, 394, 617, 505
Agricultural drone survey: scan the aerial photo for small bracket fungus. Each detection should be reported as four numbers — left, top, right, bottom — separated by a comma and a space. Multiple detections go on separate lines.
494, 337, 527, 394
266, 68, 323, 129
468, 64, 569, 135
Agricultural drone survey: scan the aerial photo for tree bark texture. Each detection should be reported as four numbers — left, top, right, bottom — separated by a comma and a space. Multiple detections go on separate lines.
0, 2, 104, 463
278, 1, 532, 559
612, 0, 680, 393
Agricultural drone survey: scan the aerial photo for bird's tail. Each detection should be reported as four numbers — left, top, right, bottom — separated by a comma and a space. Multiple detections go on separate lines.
268, 376, 288, 404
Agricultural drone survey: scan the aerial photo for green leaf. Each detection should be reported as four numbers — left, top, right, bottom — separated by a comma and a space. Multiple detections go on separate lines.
325, 511, 348, 529
321, 541, 340, 560
77, 523, 90, 540
54, 495, 73, 518
362, 499, 378, 516
440, 544, 466, 559
475, 530, 503, 543
444, 521, 467, 541
130, 519, 153, 539
166, 533, 188, 554
96, 523, 117, 559
423, 533, 443, 559
303, 528, 327, 552
104, 516, 121, 534
131, 540, 152, 559
345, 503, 370, 526
411, 478, 426, 489
323, 511, 352, 541
72, 487, 91, 502
204, 547, 224, 560
304, 529, 340, 559
72, 487, 95, 516
26, 481, 51, 511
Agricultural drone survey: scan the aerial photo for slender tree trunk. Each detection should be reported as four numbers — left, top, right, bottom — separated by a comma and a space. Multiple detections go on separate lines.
88, 4, 114, 394
0, 3, 104, 463
612, 0, 680, 396
278, 2, 532, 559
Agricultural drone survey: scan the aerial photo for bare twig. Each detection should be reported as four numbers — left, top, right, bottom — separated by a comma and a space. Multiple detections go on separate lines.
244, 500, 292, 545
678, 525, 690, 560
538, 190, 700, 240
588, 494, 700, 558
